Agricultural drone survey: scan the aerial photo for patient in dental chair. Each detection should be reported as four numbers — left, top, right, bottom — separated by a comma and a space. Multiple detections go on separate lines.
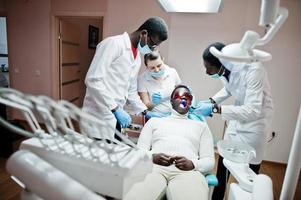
124, 85, 215, 200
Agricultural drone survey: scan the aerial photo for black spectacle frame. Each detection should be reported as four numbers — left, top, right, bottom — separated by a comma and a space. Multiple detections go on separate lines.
148, 36, 158, 50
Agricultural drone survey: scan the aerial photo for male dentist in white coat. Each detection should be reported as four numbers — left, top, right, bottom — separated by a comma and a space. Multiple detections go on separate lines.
83, 17, 168, 140
192, 42, 274, 200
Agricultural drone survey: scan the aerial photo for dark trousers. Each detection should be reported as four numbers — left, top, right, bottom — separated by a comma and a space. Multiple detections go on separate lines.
114, 122, 122, 141
0, 103, 13, 157
212, 156, 261, 200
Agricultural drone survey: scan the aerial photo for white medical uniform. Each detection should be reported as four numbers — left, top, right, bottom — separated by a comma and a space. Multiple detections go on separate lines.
138, 65, 181, 114
83, 32, 147, 139
212, 62, 273, 164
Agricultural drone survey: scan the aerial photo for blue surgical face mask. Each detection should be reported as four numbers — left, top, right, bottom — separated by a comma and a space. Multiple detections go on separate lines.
210, 73, 221, 79
150, 67, 165, 78
209, 67, 223, 79
137, 39, 152, 55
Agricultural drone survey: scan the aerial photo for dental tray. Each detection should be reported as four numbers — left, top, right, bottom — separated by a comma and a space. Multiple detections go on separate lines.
217, 140, 256, 163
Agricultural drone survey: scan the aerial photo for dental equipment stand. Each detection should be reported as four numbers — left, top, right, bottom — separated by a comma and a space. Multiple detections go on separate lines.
217, 106, 301, 200
0, 88, 153, 200
217, 140, 273, 200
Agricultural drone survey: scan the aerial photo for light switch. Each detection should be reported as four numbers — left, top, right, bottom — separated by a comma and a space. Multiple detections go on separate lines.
35, 70, 41, 76
14, 68, 20, 73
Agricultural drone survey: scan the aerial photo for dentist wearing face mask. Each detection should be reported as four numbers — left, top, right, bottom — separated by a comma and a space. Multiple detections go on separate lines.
83, 17, 168, 140
192, 42, 274, 200
138, 51, 181, 118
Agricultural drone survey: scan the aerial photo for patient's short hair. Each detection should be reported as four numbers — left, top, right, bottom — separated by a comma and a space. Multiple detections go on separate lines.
170, 85, 191, 98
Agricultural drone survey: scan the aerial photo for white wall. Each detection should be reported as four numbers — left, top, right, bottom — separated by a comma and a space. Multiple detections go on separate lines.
51, 0, 107, 13
6, 0, 52, 95
107, 0, 301, 163
263, 0, 301, 163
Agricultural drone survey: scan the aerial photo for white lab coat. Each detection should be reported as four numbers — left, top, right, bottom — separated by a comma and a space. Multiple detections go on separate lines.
212, 62, 273, 164
83, 32, 147, 139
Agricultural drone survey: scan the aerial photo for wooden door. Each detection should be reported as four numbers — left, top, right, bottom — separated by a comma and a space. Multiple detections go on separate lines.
59, 20, 81, 106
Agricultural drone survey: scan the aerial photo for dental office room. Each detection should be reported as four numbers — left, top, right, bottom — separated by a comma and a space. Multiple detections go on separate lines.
0, 0, 301, 199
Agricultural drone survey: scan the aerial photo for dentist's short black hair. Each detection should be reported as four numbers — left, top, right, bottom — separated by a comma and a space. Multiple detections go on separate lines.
138, 17, 168, 42
203, 42, 225, 67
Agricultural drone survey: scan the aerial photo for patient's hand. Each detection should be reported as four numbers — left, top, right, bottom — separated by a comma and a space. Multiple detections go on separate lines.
152, 153, 173, 166
172, 156, 195, 171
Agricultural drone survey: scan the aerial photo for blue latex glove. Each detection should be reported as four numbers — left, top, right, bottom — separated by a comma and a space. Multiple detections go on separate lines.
151, 92, 162, 105
190, 96, 211, 109
190, 101, 213, 117
205, 173, 219, 186
145, 110, 164, 119
113, 107, 132, 128
188, 112, 205, 122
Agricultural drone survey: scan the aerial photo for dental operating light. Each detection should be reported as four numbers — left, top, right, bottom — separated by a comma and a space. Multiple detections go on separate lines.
209, 0, 288, 63
157, 0, 223, 13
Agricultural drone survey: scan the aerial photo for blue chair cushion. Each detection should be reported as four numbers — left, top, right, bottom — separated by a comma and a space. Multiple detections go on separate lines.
205, 173, 218, 186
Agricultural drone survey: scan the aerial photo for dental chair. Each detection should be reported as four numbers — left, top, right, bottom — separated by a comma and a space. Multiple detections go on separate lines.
0, 88, 278, 200
0, 88, 219, 200
0, 88, 152, 199
125, 108, 219, 199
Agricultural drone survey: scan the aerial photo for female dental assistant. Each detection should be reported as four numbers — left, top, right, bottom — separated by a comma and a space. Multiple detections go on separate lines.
194, 42, 274, 200
138, 51, 181, 117
82, 17, 168, 139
